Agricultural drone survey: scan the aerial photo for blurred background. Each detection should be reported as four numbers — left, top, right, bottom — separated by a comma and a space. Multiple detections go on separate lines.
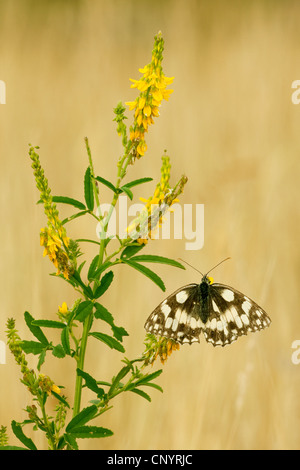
0, 0, 299, 450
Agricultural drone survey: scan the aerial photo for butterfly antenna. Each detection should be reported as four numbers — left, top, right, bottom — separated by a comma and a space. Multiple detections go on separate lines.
178, 258, 204, 276
205, 257, 231, 276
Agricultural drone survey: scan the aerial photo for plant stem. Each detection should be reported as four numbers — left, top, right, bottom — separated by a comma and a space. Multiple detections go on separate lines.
72, 312, 93, 417
39, 395, 56, 450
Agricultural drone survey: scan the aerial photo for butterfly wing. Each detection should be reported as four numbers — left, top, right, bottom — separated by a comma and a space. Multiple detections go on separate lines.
203, 283, 271, 347
144, 283, 206, 344
145, 281, 271, 347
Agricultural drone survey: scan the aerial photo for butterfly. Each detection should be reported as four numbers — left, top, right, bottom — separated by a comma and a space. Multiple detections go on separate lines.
144, 259, 271, 347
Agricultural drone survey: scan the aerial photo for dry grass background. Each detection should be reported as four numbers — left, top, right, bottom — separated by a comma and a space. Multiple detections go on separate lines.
0, 0, 300, 450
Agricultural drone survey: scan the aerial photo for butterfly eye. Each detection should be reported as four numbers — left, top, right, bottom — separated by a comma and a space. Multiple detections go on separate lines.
207, 276, 214, 284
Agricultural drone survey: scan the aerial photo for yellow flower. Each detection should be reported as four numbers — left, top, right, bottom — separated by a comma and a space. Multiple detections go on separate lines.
51, 384, 61, 395
30, 146, 73, 279
40, 226, 72, 279
143, 334, 180, 366
125, 32, 174, 160
58, 302, 68, 314
126, 154, 187, 242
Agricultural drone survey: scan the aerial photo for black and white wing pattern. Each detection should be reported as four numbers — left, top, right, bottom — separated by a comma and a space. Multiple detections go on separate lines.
144, 276, 271, 347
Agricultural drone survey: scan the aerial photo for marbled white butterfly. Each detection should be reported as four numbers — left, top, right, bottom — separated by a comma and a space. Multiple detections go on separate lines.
144, 259, 271, 347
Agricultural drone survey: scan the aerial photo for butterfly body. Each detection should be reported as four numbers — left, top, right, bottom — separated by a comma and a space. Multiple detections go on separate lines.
144, 275, 271, 347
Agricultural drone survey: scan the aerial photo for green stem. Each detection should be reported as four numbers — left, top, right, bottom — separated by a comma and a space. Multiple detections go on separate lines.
72, 312, 93, 417
39, 394, 56, 450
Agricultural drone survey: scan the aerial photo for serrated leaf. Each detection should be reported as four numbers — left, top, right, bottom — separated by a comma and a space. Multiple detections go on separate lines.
24, 311, 49, 346
66, 405, 98, 432
75, 300, 94, 322
52, 196, 86, 210
84, 167, 94, 211
77, 368, 104, 397
71, 270, 94, 299
89, 332, 125, 353
122, 177, 153, 188
91, 261, 113, 280
95, 176, 118, 193
109, 365, 131, 395
94, 303, 128, 342
120, 244, 145, 259
52, 344, 66, 358
94, 271, 114, 299
20, 341, 45, 355
135, 369, 163, 385
61, 327, 71, 355
11, 421, 37, 450
119, 186, 133, 200
64, 433, 78, 450
129, 388, 151, 402
87, 255, 100, 281
130, 255, 185, 269
68, 425, 113, 439
122, 259, 165, 291
140, 382, 163, 393
37, 349, 46, 371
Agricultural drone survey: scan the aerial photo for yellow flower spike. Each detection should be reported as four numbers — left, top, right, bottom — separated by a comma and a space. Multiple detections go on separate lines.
126, 33, 174, 160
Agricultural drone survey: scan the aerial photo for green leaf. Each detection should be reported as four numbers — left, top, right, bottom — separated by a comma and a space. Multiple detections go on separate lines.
11, 421, 37, 450
89, 332, 125, 353
122, 177, 153, 188
75, 300, 94, 322
135, 369, 163, 385
66, 405, 98, 432
64, 433, 78, 450
130, 255, 185, 270
122, 259, 165, 291
32, 320, 66, 329
91, 261, 113, 280
84, 167, 94, 211
0, 445, 28, 450
76, 238, 100, 246
24, 311, 49, 345
68, 425, 113, 439
61, 326, 71, 355
71, 270, 94, 299
95, 176, 118, 193
109, 365, 131, 395
51, 391, 70, 408
87, 255, 100, 281
119, 186, 133, 200
62, 210, 90, 225
94, 271, 114, 299
94, 303, 128, 342
130, 388, 151, 402
77, 368, 104, 397
140, 382, 163, 393
52, 344, 66, 358
37, 349, 47, 371
51, 196, 86, 211
20, 341, 45, 355
120, 243, 145, 259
